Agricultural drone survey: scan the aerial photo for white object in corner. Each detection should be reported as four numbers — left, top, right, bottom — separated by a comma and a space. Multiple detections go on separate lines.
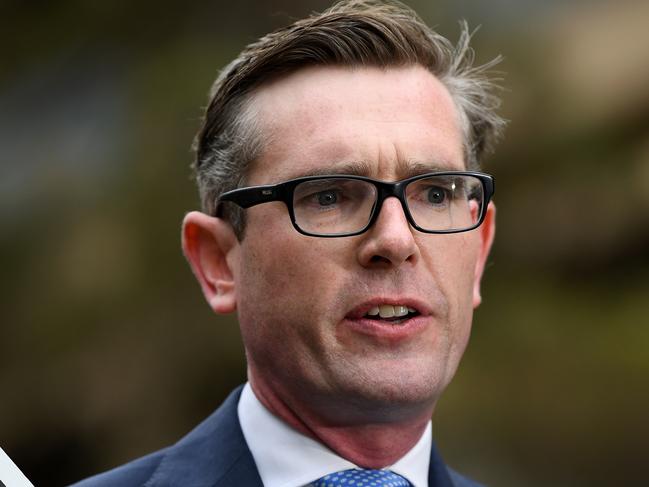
0, 447, 34, 487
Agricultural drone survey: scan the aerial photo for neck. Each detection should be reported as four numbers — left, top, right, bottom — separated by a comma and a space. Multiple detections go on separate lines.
249, 376, 433, 468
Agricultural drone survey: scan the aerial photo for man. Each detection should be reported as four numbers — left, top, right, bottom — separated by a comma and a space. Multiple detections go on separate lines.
73, 1, 504, 485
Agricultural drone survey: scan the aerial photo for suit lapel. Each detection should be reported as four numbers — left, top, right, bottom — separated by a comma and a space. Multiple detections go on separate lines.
144, 386, 263, 487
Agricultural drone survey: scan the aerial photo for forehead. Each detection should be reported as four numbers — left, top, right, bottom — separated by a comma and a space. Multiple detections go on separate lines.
247, 65, 465, 183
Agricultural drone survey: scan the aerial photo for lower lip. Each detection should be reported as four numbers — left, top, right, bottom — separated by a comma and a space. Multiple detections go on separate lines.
341, 315, 430, 343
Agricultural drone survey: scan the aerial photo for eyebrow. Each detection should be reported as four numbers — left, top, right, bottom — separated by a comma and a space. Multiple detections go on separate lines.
290, 161, 372, 179
399, 160, 460, 177
281, 159, 460, 181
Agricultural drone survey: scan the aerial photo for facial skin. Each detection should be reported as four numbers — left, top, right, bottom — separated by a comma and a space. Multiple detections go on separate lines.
183, 65, 495, 467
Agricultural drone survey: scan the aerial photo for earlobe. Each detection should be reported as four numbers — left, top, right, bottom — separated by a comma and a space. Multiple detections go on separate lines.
181, 211, 239, 314
472, 202, 496, 308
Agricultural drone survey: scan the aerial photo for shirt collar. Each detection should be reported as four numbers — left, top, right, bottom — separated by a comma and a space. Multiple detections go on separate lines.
238, 382, 432, 487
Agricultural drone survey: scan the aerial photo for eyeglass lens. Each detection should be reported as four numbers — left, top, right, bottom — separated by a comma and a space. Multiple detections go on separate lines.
292, 175, 484, 235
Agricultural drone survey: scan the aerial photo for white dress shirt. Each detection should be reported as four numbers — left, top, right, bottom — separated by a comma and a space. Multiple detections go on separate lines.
238, 383, 432, 487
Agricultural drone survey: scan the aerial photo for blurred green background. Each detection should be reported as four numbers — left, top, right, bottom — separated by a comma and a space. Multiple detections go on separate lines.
1, 0, 648, 485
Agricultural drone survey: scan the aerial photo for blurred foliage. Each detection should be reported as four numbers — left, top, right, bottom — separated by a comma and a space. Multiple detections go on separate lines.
1, 1, 648, 486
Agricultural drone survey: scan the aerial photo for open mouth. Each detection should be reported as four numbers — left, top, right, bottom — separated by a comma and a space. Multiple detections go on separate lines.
363, 304, 421, 324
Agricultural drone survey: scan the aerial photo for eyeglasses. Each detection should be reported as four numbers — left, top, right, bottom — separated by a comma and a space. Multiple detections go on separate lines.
217, 171, 494, 237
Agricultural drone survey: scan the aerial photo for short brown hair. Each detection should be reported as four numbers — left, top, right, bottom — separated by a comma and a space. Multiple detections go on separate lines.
194, 0, 505, 237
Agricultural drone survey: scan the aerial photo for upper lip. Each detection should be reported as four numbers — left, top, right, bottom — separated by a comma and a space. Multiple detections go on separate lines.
345, 297, 432, 319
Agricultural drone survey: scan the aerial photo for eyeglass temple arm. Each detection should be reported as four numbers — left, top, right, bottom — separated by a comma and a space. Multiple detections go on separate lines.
484, 177, 495, 201
216, 185, 281, 216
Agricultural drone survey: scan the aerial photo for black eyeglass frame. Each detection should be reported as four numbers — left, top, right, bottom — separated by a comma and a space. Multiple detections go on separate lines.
216, 171, 495, 238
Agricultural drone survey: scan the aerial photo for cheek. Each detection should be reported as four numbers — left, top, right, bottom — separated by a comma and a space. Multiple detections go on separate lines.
242, 207, 303, 286
235, 223, 352, 386
235, 242, 303, 369
421, 234, 479, 340
421, 234, 479, 297
446, 236, 481, 345
236, 210, 346, 340
244, 205, 349, 290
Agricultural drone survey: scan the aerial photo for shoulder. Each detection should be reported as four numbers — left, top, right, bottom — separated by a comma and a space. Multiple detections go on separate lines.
429, 440, 484, 487
447, 466, 485, 487
69, 448, 169, 487
68, 386, 254, 487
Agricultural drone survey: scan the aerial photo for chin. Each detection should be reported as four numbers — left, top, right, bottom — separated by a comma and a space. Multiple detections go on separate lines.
331, 368, 449, 419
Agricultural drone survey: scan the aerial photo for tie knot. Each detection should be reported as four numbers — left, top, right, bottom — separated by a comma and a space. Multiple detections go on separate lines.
313, 468, 412, 487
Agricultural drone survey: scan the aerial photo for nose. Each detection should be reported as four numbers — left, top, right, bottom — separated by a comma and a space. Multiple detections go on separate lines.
356, 196, 419, 268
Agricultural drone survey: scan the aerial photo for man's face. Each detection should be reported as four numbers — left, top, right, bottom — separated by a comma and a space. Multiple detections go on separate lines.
231, 65, 494, 422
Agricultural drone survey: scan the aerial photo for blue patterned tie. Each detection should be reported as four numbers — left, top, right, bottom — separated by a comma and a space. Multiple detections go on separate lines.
313, 468, 413, 486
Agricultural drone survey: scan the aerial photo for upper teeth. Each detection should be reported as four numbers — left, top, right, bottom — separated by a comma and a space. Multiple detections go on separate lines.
366, 305, 415, 318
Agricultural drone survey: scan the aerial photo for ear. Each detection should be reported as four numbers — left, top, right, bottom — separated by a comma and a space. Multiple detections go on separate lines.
182, 211, 239, 314
472, 201, 496, 308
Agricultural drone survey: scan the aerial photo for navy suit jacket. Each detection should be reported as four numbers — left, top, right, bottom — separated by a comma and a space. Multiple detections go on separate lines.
71, 386, 482, 487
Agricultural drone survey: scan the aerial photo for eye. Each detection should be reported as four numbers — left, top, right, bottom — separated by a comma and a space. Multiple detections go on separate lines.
317, 190, 338, 206
427, 186, 447, 205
